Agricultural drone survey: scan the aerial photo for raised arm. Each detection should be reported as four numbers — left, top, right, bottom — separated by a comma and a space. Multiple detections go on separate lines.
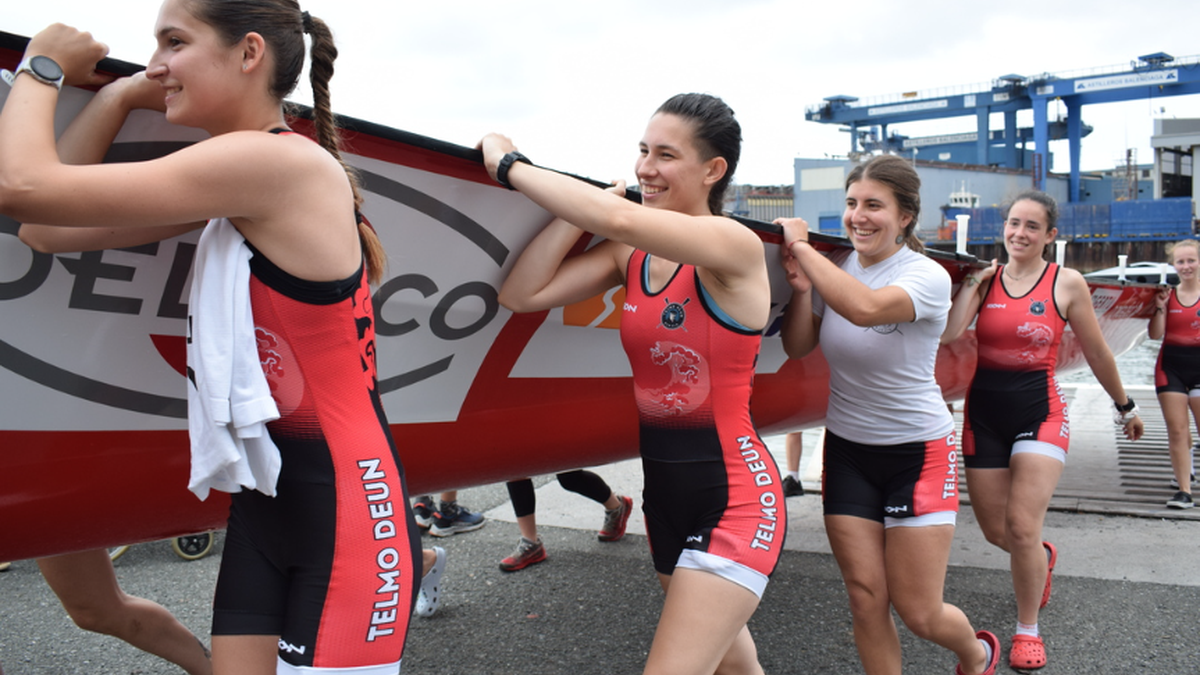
1059, 267, 1144, 440
1147, 287, 1169, 341
498, 213, 631, 314
780, 219, 917, 327
941, 260, 998, 344
479, 133, 764, 288
776, 218, 819, 358
18, 72, 204, 252
1, 99, 294, 230
1, 25, 110, 219
0, 26, 324, 230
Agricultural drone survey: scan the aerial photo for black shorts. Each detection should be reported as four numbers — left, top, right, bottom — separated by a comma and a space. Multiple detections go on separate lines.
963, 368, 1068, 468
1156, 344, 1200, 395
821, 429, 959, 525
641, 442, 784, 597
212, 441, 420, 671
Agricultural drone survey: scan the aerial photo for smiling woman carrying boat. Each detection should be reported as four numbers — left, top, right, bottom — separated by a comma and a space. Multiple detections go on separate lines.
0, 2, 417, 673
778, 154, 1000, 675
485, 92, 781, 675
942, 190, 1144, 670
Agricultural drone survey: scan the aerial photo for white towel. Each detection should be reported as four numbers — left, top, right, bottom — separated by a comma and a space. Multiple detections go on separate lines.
186, 218, 281, 500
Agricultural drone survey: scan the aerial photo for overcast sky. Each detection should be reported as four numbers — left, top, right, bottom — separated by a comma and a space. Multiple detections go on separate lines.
6, 0, 1200, 186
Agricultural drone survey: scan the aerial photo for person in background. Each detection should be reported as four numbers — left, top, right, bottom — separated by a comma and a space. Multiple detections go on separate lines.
412, 491, 486, 536
779, 154, 999, 675
942, 190, 1143, 670
1, 2, 417, 672
36, 551, 211, 674
1149, 239, 1200, 509
499, 471, 633, 572
781, 431, 805, 497
486, 92, 782, 675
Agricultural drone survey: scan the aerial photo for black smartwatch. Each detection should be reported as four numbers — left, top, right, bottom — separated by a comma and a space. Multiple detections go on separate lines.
4, 55, 65, 90
495, 151, 531, 191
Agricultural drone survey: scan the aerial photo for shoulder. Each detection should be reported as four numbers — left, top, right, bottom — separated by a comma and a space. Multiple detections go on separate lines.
897, 249, 950, 284
912, 249, 950, 273
903, 247, 945, 271
1054, 266, 1093, 316
696, 215, 769, 283
710, 214, 769, 254
188, 131, 340, 176
1054, 265, 1088, 293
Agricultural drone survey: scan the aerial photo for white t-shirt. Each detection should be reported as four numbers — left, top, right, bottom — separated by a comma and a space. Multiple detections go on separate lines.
813, 246, 954, 445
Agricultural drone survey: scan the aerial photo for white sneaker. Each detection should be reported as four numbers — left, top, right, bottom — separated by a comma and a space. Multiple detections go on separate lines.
414, 546, 446, 618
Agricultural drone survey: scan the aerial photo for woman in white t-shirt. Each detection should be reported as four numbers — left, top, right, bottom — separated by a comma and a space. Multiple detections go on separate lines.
777, 154, 998, 675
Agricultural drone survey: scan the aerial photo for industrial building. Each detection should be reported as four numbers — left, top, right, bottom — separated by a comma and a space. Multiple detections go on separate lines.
733, 52, 1200, 265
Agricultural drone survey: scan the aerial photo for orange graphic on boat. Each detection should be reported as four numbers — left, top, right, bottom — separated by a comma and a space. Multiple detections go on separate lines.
563, 287, 625, 329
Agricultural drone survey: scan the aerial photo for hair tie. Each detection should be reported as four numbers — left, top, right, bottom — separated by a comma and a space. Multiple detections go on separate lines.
300, 11, 313, 33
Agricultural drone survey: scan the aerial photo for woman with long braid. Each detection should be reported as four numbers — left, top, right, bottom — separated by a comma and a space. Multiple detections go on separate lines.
1, 2, 419, 673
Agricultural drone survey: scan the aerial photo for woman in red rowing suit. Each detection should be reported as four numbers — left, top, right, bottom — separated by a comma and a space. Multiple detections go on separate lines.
942, 190, 1143, 670
0, 2, 421, 673
1149, 239, 1200, 509
485, 93, 781, 675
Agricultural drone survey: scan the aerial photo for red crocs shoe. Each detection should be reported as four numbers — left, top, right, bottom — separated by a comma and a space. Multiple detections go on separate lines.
1009, 633, 1047, 670
1040, 541, 1057, 609
955, 630, 1000, 675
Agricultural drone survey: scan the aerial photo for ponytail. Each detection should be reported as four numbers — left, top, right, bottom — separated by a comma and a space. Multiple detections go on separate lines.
302, 13, 386, 284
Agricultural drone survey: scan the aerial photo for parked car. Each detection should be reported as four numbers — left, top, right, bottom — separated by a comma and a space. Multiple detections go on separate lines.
1084, 261, 1178, 286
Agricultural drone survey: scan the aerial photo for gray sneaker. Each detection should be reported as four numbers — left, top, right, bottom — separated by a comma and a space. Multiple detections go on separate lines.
499, 537, 546, 572
430, 501, 486, 536
598, 495, 633, 542
412, 495, 436, 530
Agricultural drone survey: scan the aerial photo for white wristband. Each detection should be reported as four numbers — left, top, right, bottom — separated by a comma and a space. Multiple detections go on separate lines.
1113, 402, 1140, 425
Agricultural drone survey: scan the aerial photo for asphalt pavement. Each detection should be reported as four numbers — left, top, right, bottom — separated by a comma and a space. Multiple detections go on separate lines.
3, 385, 1200, 674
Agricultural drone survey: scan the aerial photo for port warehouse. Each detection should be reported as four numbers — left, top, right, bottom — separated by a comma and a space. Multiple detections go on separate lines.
727, 52, 1200, 270
942, 196, 1194, 270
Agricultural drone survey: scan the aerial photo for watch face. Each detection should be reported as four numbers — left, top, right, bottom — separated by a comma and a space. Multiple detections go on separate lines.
30, 55, 63, 81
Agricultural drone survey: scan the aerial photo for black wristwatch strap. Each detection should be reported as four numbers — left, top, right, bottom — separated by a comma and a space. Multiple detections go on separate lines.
496, 151, 531, 191
1116, 396, 1136, 413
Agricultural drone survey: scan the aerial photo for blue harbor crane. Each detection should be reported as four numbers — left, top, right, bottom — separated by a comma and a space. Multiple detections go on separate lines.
806, 52, 1200, 203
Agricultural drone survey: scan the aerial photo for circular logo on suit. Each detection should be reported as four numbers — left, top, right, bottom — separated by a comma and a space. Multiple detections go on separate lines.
660, 297, 689, 330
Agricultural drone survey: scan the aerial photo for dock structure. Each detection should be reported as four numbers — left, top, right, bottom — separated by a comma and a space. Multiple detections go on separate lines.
805, 52, 1200, 203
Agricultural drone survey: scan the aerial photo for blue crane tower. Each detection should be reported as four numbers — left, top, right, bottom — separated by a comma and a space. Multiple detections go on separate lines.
805, 52, 1200, 203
